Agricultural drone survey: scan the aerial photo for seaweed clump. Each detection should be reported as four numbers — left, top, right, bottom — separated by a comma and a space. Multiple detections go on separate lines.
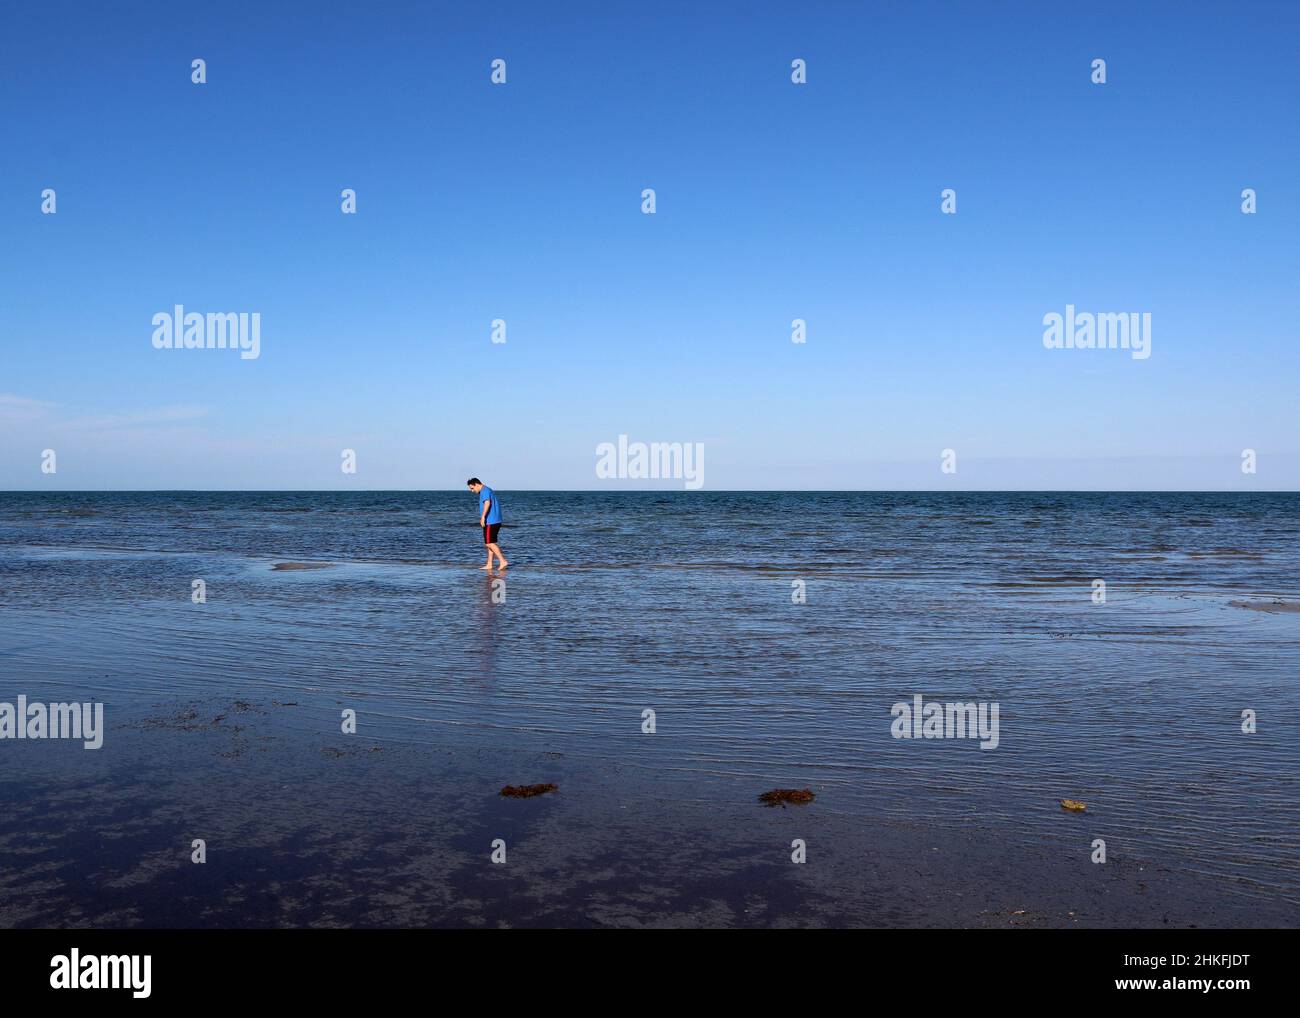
501, 783, 558, 798
759, 788, 815, 807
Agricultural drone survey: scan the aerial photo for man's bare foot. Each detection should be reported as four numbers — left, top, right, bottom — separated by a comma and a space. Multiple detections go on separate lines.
479, 564, 493, 571
497, 559, 509, 569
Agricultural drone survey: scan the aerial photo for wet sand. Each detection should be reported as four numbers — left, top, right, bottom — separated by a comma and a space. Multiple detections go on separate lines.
0, 695, 1291, 929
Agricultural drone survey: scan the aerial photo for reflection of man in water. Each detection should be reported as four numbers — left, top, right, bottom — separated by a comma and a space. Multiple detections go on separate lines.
467, 478, 507, 571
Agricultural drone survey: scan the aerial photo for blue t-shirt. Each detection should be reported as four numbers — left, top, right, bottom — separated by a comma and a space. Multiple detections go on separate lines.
479, 487, 502, 525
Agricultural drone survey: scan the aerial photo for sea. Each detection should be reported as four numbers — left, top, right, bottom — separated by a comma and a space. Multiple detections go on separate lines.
1, 490, 1297, 919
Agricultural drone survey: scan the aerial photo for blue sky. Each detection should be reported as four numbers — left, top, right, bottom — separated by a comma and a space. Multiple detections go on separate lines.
2, 0, 1297, 490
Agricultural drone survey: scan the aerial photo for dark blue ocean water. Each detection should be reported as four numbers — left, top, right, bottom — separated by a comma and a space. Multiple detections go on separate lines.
1, 491, 1297, 905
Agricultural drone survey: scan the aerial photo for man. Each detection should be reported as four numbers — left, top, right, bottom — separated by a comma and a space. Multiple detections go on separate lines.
467, 478, 507, 571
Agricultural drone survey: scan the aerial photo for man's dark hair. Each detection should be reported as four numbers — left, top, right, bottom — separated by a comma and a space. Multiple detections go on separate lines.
466, 477, 481, 486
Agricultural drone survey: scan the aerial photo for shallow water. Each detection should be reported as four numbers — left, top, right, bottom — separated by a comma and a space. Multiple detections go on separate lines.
1, 491, 1297, 908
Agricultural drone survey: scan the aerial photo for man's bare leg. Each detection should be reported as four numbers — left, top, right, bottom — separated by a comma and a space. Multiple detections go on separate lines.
488, 543, 508, 569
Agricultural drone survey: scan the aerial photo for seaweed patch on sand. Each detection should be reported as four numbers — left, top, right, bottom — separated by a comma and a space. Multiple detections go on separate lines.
759, 788, 815, 807
271, 561, 333, 571
501, 783, 558, 798
323, 745, 384, 759
133, 699, 263, 732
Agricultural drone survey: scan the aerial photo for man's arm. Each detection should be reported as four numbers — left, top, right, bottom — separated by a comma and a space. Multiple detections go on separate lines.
480, 499, 490, 527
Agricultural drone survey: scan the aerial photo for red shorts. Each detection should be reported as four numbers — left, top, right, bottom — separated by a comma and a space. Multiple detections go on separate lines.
483, 523, 501, 544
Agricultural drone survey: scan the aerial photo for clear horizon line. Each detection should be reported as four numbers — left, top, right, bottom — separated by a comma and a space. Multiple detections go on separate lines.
2, 488, 1298, 495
